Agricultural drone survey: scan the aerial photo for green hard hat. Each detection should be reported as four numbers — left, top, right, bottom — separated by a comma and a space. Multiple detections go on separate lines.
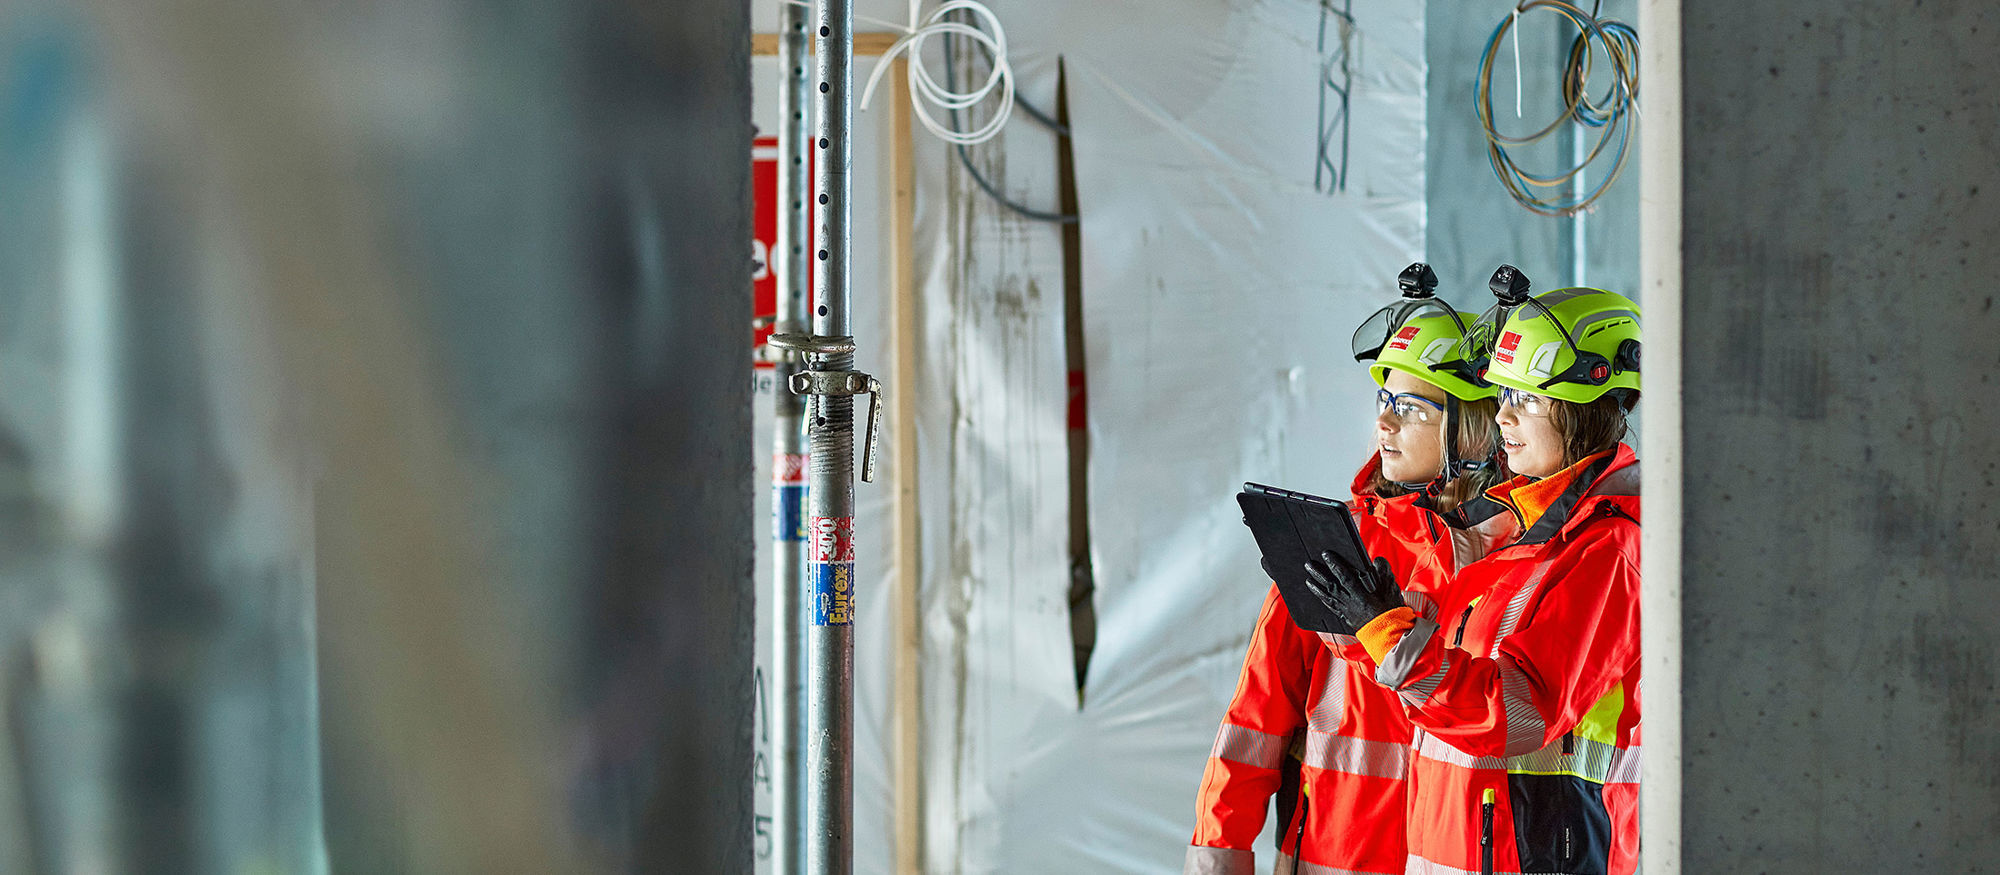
1467, 284, 1641, 404
1351, 263, 1496, 401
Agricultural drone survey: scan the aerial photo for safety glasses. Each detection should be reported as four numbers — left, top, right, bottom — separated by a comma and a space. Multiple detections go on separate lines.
1497, 387, 1550, 417
1377, 388, 1447, 424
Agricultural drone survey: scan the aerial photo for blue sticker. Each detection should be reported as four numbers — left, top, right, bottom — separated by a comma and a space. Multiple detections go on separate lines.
810, 561, 855, 626
774, 484, 807, 542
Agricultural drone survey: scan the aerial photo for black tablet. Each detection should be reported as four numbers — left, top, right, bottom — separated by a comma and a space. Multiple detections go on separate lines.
1237, 482, 1374, 635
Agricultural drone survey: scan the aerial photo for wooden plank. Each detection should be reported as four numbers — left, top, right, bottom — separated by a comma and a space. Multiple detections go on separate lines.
753, 31, 902, 57
887, 54, 925, 875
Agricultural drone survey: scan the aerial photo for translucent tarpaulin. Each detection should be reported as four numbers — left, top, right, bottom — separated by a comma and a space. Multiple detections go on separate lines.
749, 1, 1425, 871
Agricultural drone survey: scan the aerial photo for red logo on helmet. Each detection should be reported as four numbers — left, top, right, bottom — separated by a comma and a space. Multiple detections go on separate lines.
1387, 324, 1421, 352
1494, 330, 1523, 365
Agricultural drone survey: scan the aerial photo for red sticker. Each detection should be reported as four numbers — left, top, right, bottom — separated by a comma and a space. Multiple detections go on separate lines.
1387, 324, 1422, 352
1494, 330, 1523, 365
774, 453, 808, 485
809, 516, 855, 562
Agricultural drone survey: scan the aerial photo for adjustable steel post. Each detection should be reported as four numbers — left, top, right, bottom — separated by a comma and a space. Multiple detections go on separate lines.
765, 1, 880, 871
769, 2, 812, 872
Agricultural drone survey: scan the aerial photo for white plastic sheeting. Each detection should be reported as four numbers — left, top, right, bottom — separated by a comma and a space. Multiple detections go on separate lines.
750, 1, 1424, 870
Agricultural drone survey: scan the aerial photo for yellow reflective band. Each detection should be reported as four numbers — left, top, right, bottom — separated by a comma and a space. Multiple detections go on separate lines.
1572, 682, 1625, 747
1504, 768, 1603, 780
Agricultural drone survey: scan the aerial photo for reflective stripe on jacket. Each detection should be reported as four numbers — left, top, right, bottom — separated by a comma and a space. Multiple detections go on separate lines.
1186, 455, 1466, 875
1366, 444, 1642, 875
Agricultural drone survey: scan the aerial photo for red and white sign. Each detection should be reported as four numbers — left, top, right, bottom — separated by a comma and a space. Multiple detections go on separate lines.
1494, 330, 1524, 365
809, 516, 855, 563
753, 137, 815, 368
1387, 324, 1421, 352
774, 452, 808, 486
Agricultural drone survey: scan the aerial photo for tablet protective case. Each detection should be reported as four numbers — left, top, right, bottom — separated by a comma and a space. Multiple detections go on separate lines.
1237, 482, 1375, 635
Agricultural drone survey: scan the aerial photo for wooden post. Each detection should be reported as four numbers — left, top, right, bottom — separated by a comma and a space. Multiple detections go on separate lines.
887, 54, 924, 875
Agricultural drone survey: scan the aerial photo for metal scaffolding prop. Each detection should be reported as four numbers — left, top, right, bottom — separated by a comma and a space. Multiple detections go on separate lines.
767, 0, 878, 870
769, 1, 813, 872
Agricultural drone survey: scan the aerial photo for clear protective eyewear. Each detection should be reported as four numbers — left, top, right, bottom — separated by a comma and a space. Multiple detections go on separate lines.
1377, 388, 1447, 424
1497, 387, 1550, 417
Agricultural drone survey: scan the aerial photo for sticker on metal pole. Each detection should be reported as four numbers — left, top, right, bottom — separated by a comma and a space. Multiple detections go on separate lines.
775, 453, 808, 542
809, 516, 856, 626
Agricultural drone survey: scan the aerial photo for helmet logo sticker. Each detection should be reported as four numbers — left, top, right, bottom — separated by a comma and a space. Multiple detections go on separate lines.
1418, 338, 1456, 366
1387, 324, 1421, 352
1494, 330, 1524, 365
1526, 341, 1565, 379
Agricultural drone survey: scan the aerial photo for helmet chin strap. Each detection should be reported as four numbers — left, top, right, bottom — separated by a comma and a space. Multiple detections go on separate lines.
1395, 395, 1464, 495
1429, 396, 1465, 495
1411, 395, 1501, 498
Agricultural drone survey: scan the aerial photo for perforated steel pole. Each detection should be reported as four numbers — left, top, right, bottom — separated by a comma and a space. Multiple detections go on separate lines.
770, 3, 812, 873
806, 0, 856, 872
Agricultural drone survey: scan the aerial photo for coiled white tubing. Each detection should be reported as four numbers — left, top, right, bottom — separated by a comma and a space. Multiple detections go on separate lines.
855, 0, 1018, 146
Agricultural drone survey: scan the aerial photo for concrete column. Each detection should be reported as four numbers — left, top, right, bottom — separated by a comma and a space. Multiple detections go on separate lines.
1675, 2, 2000, 870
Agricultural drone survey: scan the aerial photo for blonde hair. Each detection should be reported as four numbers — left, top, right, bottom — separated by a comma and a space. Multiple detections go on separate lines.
1360, 393, 1507, 512
1436, 394, 1504, 512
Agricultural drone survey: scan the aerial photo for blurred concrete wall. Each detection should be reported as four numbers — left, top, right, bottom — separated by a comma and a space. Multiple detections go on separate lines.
0, 1, 753, 872
1679, 1, 2000, 870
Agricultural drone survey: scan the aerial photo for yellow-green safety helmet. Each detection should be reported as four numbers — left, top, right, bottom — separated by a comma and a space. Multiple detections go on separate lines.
1460, 265, 1641, 405
1350, 262, 1497, 402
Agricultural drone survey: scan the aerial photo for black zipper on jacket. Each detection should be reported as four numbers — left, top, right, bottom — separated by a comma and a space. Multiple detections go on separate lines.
1479, 789, 1496, 875
1452, 603, 1477, 647
1292, 786, 1309, 861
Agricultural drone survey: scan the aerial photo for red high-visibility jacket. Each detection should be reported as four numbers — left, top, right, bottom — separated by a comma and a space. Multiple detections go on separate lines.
1351, 445, 1642, 875
1186, 456, 1474, 875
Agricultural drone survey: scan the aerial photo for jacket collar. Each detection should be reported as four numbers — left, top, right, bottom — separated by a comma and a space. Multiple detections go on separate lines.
1350, 452, 1389, 499
1354, 452, 1512, 532
1485, 443, 1640, 545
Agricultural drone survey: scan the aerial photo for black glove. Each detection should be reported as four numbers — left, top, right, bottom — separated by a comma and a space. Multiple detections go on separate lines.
1302, 551, 1406, 633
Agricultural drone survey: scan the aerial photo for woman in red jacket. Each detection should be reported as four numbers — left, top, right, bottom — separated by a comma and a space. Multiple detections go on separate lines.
1309, 279, 1642, 875
1185, 264, 1507, 875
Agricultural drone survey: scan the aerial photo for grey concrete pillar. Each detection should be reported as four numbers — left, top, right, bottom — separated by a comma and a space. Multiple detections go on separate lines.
1674, 2, 2000, 871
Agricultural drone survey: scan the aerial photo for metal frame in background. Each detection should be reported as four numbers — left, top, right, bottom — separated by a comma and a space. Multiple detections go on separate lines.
752, 27, 920, 875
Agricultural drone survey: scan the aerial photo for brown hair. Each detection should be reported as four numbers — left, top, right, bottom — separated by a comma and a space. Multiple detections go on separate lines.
1547, 391, 1635, 468
1436, 395, 1505, 512
1361, 394, 1508, 512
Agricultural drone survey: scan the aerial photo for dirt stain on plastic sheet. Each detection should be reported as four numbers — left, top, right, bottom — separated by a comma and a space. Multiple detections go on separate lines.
941, 124, 1060, 870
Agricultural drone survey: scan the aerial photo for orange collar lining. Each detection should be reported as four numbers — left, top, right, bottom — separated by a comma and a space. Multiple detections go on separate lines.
1486, 450, 1614, 531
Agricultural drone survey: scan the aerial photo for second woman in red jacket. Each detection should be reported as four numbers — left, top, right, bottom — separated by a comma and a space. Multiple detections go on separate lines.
1186, 264, 1508, 875
1310, 279, 1644, 875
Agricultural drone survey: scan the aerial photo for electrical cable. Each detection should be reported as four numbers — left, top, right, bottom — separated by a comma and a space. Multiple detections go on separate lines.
859, 0, 1017, 145
1475, 0, 1638, 216
816, 0, 1075, 223
938, 9, 1077, 223
783, 0, 1066, 137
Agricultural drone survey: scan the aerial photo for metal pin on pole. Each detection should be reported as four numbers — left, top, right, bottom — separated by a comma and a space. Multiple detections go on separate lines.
770, 1, 812, 872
